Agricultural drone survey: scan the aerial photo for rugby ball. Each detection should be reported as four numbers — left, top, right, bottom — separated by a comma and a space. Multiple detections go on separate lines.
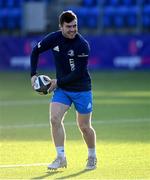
33, 75, 51, 95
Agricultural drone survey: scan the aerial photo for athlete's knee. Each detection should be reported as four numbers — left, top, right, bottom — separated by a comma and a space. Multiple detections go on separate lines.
50, 115, 62, 128
79, 123, 91, 134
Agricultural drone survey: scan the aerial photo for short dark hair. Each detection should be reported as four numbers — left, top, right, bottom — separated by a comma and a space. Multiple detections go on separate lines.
59, 10, 77, 26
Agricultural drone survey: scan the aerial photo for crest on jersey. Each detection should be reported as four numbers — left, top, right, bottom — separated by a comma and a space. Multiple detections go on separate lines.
68, 49, 74, 57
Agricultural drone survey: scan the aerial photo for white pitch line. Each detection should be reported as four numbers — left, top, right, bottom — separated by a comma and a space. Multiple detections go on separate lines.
0, 118, 149, 129
0, 163, 49, 168
1, 98, 150, 106
0, 99, 48, 106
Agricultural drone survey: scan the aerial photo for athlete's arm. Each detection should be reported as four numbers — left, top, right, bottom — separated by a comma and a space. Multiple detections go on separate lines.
30, 33, 56, 77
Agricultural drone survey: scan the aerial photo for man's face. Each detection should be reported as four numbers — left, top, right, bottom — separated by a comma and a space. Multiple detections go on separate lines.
60, 19, 78, 39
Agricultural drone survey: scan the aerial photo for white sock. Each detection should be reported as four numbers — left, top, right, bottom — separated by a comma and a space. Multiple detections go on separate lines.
88, 148, 96, 158
56, 146, 65, 158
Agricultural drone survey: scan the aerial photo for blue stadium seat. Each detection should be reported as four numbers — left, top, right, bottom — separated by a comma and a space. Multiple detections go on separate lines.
113, 6, 139, 28
127, 6, 139, 27
103, 6, 115, 27
102, 0, 121, 6
86, 7, 99, 28
0, 0, 5, 8
114, 16, 124, 28
8, 8, 22, 29
82, 0, 98, 6
121, 0, 137, 5
6, 0, 15, 7
77, 7, 99, 28
0, 10, 3, 29
142, 5, 150, 27
103, 5, 139, 28
114, 6, 128, 27
0, 8, 8, 29
103, 0, 139, 6
76, 7, 87, 28
0, 0, 22, 8
140, 0, 150, 5
110, 0, 120, 5
14, 0, 23, 7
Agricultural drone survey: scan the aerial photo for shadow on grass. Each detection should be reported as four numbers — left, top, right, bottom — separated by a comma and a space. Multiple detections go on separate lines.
32, 169, 91, 179
31, 170, 62, 179
55, 169, 92, 179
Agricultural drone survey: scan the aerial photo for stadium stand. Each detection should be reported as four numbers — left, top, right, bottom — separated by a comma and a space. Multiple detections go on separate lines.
142, 5, 150, 28
0, 0, 149, 34
0, 0, 23, 32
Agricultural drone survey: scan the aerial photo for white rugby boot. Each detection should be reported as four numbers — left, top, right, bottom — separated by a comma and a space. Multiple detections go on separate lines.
85, 156, 97, 170
48, 156, 67, 170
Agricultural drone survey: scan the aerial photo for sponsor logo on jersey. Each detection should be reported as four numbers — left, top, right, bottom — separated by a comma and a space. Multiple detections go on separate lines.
78, 53, 88, 57
69, 58, 75, 71
53, 46, 59, 52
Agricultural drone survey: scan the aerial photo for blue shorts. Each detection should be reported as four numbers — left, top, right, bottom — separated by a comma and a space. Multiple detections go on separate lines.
51, 88, 93, 114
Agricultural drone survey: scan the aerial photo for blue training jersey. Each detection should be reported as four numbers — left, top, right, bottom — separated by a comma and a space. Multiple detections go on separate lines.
30, 31, 91, 91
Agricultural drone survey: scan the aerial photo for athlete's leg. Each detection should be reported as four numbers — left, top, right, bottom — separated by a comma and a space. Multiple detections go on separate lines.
48, 102, 69, 170
49, 102, 69, 147
76, 112, 97, 170
76, 112, 96, 148
71, 90, 96, 149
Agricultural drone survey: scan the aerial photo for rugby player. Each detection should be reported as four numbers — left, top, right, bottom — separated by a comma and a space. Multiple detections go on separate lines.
30, 10, 97, 170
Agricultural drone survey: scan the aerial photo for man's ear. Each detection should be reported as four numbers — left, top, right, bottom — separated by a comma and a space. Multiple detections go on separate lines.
59, 24, 62, 30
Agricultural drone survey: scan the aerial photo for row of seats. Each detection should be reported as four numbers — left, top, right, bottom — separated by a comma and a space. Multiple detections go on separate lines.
0, 0, 149, 8
0, 0, 51, 8
0, 0, 23, 8
67, 6, 150, 29
0, 8, 22, 30
0, 0, 52, 30
0, 0, 150, 31
103, 5, 150, 28
0, 0, 23, 30
82, 0, 150, 6
0, 5, 150, 31
80, 0, 150, 29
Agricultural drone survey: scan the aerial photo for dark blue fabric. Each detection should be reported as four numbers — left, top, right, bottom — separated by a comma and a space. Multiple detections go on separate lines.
30, 31, 91, 91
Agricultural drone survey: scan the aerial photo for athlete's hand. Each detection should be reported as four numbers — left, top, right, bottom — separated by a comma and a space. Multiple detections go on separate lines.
48, 79, 57, 93
31, 75, 37, 89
